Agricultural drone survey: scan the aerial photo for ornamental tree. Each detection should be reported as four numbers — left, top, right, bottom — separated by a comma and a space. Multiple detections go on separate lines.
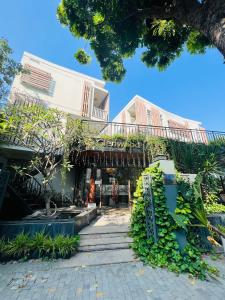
57, 0, 225, 82
0, 39, 22, 105
2, 101, 98, 213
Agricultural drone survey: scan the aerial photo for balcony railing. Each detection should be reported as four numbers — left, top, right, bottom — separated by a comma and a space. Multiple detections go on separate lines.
92, 106, 108, 121
81, 120, 225, 144
2, 101, 225, 152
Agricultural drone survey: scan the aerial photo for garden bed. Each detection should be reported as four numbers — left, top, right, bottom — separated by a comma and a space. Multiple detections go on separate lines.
0, 232, 80, 262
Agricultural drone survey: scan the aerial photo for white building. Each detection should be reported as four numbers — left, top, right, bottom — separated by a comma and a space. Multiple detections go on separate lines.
109, 95, 207, 143
10, 52, 109, 121
112, 95, 202, 130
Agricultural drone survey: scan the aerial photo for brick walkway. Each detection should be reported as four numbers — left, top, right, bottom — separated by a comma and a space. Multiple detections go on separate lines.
1, 208, 225, 299
1, 258, 225, 300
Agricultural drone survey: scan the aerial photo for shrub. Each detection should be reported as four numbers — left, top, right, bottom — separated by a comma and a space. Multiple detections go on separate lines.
130, 164, 218, 279
204, 203, 225, 214
53, 235, 80, 258
5, 233, 33, 259
0, 233, 80, 261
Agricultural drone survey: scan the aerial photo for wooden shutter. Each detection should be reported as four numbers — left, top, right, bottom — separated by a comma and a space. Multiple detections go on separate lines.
81, 82, 91, 117
21, 64, 51, 92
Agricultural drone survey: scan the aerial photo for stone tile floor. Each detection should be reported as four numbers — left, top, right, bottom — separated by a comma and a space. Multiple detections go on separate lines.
1, 208, 225, 300
1, 257, 225, 300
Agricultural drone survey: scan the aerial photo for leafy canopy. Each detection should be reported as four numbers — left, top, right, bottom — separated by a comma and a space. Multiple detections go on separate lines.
57, 0, 212, 82
0, 39, 22, 105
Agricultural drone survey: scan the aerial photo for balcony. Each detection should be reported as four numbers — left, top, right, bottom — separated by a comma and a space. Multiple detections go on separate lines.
92, 106, 108, 121
81, 120, 225, 145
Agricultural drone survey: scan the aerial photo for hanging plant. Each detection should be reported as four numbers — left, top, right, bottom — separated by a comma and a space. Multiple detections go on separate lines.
74, 49, 91, 64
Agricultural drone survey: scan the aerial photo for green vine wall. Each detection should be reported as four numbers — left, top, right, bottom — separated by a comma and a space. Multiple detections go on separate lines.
130, 164, 217, 279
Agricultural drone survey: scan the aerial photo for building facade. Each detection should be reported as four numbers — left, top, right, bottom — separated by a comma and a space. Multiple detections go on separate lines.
9, 52, 109, 121
110, 95, 207, 143
2, 53, 210, 212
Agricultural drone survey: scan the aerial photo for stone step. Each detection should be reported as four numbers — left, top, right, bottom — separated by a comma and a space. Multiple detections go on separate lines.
80, 232, 129, 240
78, 242, 132, 252
55, 249, 138, 267
79, 236, 132, 247
79, 225, 129, 235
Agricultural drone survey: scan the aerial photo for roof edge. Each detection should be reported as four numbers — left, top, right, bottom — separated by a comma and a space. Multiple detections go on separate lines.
22, 51, 106, 87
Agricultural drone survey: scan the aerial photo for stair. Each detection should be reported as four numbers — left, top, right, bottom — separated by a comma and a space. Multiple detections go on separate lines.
74, 222, 137, 266
58, 208, 138, 267
78, 231, 133, 252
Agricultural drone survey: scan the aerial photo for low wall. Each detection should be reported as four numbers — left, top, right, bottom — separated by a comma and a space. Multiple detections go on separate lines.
74, 207, 97, 233
0, 208, 97, 239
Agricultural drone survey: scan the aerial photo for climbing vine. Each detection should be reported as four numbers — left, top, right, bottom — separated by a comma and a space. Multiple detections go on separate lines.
131, 164, 218, 279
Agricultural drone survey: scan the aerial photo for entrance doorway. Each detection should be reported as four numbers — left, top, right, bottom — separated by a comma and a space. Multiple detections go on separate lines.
81, 167, 141, 207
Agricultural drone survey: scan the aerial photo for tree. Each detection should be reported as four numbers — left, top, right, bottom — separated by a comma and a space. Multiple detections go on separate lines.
3, 102, 87, 214
0, 39, 22, 106
57, 0, 225, 82
2, 101, 98, 213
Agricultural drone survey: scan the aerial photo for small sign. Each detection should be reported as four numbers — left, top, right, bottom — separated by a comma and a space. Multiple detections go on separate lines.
142, 174, 151, 192
88, 203, 96, 208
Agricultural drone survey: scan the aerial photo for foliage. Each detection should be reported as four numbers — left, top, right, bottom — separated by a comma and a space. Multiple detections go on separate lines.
146, 136, 168, 161
74, 49, 91, 64
2, 103, 94, 212
56, 1, 218, 82
0, 233, 80, 261
193, 204, 225, 239
204, 203, 225, 215
131, 165, 217, 279
101, 132, 225, 176
217, 225, 225, 235
5, 233, 32, 258
187, 31, 212, 55
0, 39, 23, 106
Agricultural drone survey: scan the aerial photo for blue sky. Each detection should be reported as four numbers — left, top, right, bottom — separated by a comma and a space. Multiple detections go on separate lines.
0, 0, 224, 131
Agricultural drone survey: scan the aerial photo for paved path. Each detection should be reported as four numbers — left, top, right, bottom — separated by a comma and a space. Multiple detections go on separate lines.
1, 258, 225, 300
1, 208, 225, 299
75, 208, 136, 265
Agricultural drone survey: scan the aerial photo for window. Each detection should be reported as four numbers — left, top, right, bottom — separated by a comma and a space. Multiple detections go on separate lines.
160, 114, 163, 126
146, 109, 152, 125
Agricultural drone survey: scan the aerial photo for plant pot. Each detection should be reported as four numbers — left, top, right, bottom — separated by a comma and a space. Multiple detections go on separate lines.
221, 236, 225, 253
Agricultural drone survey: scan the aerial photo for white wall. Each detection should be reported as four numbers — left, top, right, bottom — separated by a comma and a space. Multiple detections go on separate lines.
11, 52, 107, 117
113, 95, 202, 130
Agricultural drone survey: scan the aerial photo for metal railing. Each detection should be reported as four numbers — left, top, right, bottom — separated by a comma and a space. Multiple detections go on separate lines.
92, 106, 108, 121
81, 120, 225, 144
2, 96, 225, 150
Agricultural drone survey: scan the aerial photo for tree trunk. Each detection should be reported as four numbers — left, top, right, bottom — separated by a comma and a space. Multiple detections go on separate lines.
184, 0, 225, 58
45, 196, 51, 215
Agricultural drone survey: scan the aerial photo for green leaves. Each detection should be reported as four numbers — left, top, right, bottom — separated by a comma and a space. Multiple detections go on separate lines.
57, 1, 216, 82
74, 49, 91, 64
131, 164, 217, 279
170, 213, 188, 231
93, 13, 105, 25
0, 233, 80, 261
0, 38, 23, 105
152, 20, 177, 38
187, 31, 211, 54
